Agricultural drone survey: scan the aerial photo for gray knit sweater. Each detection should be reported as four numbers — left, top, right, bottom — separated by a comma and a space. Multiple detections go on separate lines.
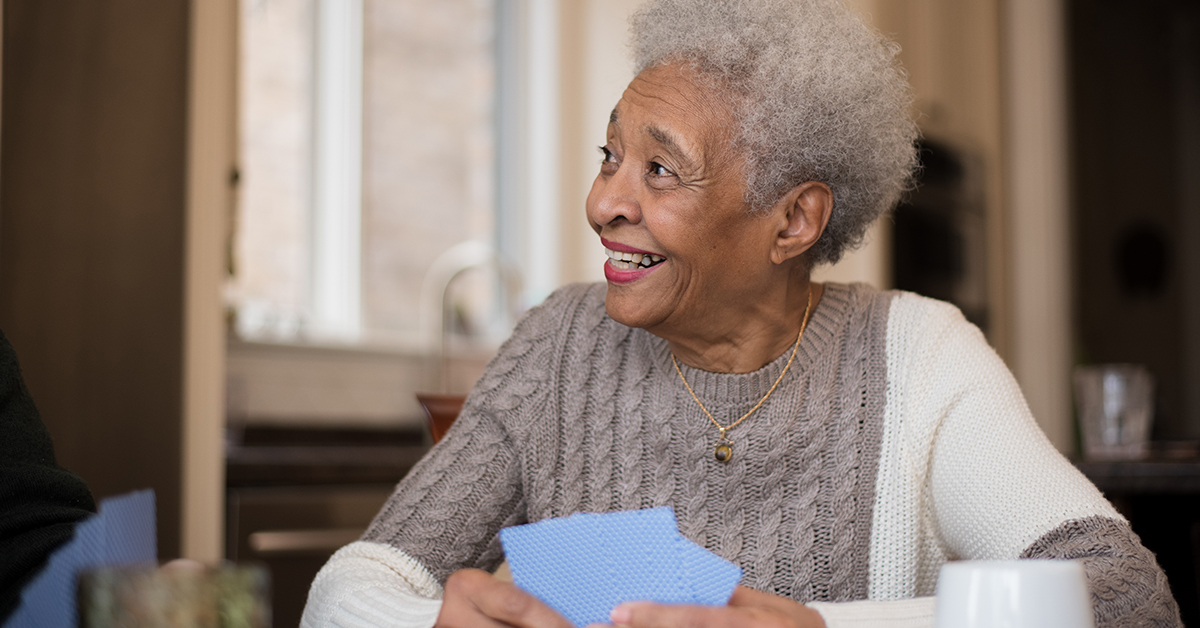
345, 282, 1179, 627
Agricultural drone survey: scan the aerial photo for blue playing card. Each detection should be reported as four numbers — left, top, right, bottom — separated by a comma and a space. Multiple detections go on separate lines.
501, 514, 614, 625
97, 490, 157, 566
5, 490, 157, 628
678, 536, 742, 605
499, 507, 742, 627
582, 508, 689, 607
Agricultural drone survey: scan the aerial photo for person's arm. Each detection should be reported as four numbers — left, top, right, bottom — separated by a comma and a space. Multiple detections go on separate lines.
0, 329, 96, 623
1018, 516, 1178, 625
798, 294, 1179, 628
302, 369, 538, 628
301, 542, 444, 628
301, 285, 600, 628
893, 293, 1180, 627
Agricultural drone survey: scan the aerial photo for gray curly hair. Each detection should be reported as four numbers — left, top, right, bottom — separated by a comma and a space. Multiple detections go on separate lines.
630, 0, 919, 265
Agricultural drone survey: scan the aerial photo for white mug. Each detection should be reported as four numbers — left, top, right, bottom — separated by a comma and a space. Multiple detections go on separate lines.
934, 560, 1094, 628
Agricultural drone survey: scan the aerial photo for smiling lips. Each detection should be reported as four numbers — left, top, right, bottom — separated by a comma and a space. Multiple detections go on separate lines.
604, 247, 666, 270
601, 239, 667, 283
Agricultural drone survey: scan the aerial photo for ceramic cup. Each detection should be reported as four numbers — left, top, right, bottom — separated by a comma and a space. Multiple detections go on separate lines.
934, 560, 1094, 628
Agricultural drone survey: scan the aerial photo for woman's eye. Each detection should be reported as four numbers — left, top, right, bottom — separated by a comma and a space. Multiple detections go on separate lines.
648, 161, 671, 177
598, 146, 617, 164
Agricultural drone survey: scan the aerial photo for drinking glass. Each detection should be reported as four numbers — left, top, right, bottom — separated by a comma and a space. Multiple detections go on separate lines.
1073, 364, 1154, 460
934, 560, 1094, 628
79, 562, 270, 628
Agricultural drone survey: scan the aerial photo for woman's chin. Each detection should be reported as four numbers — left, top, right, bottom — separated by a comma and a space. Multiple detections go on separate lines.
601, 256, 679, 330
603, 286, 669, 331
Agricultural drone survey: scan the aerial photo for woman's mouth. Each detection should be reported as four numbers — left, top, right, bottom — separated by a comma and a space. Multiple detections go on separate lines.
604, 247, 666, 270
600, 238, 667, 284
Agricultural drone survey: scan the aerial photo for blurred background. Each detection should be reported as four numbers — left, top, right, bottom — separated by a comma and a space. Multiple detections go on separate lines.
2, 0, 1197, 625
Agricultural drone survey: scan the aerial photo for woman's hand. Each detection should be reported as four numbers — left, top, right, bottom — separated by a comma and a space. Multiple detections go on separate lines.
436, 568, 575, 628
601, 586, 826, 628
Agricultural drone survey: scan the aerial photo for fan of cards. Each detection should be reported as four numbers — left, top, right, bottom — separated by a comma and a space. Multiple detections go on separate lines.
499, 507, 743, 627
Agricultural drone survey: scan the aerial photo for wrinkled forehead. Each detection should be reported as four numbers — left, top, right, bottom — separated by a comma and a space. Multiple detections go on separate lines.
608, 64, 740, 166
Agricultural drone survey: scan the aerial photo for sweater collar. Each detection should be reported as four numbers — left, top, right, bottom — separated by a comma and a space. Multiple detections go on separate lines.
643, 283, 855, 404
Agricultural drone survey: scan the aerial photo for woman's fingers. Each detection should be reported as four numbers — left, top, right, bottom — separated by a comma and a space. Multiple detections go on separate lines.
438, 568, 575, 628
610, 601, 743, 628
608, 587, 825, 628
729, 586, 825, 626
729, 585, 781, 607
438, 573, 824, 628
470, 580, 575, 628
611, 602, 792, 628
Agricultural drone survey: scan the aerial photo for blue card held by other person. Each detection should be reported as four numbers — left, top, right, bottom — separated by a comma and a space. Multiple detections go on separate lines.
5, 490, 156, 628
499, 507, 742, 627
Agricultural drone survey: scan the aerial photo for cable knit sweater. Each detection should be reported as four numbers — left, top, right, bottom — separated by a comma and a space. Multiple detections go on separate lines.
301, 283, 1180, 628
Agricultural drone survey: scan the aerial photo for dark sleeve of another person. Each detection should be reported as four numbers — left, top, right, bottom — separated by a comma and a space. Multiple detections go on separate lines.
0, 329, 96, 623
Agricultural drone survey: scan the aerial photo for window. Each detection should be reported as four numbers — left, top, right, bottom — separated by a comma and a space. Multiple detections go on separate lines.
232, 0, 511, 352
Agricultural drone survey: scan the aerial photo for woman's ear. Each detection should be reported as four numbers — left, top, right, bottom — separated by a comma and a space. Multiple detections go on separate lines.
769, 181, 833, 265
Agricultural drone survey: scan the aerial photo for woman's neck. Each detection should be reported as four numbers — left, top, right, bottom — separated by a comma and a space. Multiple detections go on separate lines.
663, 281, 824, 374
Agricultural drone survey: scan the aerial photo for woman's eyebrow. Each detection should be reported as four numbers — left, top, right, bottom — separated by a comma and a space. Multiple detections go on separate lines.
645, 125, 696, 169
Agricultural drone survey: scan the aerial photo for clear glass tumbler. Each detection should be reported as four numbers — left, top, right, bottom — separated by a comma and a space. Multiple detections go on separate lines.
1073, 364, 1154, 460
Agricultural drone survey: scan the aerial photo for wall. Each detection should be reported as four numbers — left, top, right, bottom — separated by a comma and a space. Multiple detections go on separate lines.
556, 0, 641, 286
0, 0, 190, 558
863, 0, 1007, 339
844, 0, 1075, 452
184, 0, 235, 563
1003, 0, 1074, 452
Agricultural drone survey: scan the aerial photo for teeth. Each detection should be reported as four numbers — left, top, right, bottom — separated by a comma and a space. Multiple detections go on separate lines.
603, 246, 666, 271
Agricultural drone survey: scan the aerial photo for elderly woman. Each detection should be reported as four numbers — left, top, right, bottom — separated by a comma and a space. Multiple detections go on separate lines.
302, 0, 1180, 626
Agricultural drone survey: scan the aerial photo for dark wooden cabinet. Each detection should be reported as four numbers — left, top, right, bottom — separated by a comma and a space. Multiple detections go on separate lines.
225, 426, 429, 628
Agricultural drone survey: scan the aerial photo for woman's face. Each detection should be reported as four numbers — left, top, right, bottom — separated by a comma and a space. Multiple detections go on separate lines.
587, 63, 784, 336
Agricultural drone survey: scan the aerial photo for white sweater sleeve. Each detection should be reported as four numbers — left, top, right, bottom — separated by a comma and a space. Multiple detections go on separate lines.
301, 541, 444, 628
812, 292, 1120, 628
880, 293, 1117, 567
870, 293, 1119, 600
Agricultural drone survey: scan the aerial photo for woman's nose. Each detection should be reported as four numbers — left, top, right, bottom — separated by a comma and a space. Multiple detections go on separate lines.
587, 167, 642, 230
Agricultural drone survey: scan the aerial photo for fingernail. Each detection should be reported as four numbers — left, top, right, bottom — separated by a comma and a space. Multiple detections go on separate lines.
610, 604, 631, 624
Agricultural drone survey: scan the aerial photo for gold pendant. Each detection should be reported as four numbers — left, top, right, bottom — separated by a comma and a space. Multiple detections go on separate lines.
715, 442, 733, 462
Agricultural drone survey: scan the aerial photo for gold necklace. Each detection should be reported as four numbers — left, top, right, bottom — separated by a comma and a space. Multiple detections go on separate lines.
671, 290, 813, 463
